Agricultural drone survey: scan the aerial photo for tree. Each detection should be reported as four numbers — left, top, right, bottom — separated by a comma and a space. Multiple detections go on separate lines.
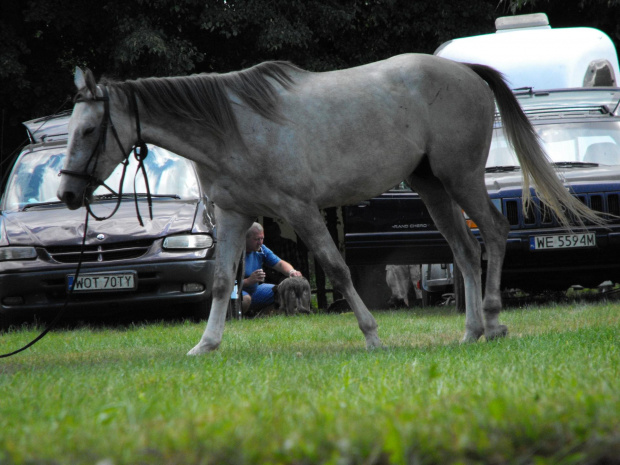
2, 0, 620, 163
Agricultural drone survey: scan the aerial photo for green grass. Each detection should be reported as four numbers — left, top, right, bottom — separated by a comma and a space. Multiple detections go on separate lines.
1, 303, 619, 464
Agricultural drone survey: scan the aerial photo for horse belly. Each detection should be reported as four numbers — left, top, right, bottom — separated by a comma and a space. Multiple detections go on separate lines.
287, 98, 426, 205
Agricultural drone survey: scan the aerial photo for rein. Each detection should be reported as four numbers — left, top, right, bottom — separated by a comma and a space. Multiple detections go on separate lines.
1, 86, 153, 358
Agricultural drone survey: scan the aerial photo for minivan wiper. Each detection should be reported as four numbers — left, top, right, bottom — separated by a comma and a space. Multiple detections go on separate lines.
22, 201, 64, 210
94, 193, 181, 200
135, 193, 181, 199
485, 166, 521, 173
553, 162, 599, 168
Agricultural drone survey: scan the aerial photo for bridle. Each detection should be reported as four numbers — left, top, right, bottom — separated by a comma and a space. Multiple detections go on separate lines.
60, 86, 153, 225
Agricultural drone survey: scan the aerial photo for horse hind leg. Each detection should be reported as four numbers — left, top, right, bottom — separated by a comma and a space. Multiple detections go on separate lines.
287, 207, 382, 349
450, 185, 510, 340
407, 172, 486, 342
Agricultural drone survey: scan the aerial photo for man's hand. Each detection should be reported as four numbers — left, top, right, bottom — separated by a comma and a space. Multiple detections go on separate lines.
247, 269, 266, 284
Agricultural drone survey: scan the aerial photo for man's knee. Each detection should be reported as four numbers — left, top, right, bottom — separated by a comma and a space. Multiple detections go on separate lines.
242, 294, 252, 312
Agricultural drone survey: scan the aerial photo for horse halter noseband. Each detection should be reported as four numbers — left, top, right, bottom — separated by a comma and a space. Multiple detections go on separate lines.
60, 86, 153, 225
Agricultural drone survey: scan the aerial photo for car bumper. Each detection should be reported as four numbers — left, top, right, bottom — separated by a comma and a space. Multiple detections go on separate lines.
345, 227, 620, 290
496, 229, 620, 289
0, 259, 215, 318
345, 231, 453, 266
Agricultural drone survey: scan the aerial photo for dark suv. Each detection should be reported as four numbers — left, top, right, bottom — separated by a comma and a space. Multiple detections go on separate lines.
0, 112, 218, 328
344, 88, 620, 307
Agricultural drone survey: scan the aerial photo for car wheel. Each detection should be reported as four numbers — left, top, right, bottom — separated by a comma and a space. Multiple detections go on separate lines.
422, 288, 441, 307
192, 298, 212, 321
0, 310, 12, 332
350, 265, 392, 309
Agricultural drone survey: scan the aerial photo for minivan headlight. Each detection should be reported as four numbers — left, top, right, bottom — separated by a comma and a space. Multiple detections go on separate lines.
163, 234, 214, 250
0, 247, 37, 261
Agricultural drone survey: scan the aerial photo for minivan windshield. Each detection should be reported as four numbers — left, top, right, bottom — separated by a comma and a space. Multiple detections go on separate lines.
2, 145, 201, 211
488, 121, 620, 168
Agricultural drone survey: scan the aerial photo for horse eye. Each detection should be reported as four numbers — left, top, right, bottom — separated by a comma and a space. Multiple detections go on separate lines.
84, 127, 96, 136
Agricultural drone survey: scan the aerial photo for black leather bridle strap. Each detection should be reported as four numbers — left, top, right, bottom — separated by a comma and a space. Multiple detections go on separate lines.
60, 86, 133, 222
129, 91, 153, 226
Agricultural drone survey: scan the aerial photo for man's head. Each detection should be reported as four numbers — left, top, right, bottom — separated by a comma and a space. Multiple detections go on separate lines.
246, 222, 265, 252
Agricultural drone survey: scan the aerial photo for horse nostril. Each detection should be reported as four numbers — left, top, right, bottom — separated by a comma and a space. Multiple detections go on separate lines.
59, 191, 80, 209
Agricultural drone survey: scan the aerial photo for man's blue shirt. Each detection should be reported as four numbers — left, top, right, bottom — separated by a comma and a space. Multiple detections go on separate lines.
244, 245, 281, 294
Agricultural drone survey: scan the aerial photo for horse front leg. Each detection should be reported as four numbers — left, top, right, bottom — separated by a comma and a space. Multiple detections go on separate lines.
288, 208, 382, 349
188, 207, 252, 355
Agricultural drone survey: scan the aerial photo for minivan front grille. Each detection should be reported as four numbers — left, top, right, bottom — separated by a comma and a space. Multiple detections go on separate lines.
45, 239, 153, 263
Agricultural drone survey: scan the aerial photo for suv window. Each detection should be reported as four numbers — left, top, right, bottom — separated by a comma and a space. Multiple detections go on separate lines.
488, 121, 620, 167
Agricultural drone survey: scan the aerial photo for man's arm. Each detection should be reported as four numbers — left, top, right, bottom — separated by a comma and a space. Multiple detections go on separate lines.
273, 260, 302, 277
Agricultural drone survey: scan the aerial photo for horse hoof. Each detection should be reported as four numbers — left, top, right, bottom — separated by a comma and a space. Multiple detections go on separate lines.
485, 325, 508, 340
366, 335, 384, 350
187, 341, 219, 355
462, 328, 484, 343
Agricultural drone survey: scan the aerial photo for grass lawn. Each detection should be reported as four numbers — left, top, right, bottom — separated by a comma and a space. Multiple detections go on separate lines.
1, 303, 619, 464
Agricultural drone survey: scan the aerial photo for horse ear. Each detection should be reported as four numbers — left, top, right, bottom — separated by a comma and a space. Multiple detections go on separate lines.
74, 67, 86, 91
74, 67, 98, 98
84, 68, 98, 97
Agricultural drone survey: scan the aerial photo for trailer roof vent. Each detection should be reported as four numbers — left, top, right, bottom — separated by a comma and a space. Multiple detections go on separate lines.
495, 13, 550, 32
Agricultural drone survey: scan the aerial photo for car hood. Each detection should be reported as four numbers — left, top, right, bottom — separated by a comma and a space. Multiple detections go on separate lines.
2, 200, 199, 247
485, 164, 620, 193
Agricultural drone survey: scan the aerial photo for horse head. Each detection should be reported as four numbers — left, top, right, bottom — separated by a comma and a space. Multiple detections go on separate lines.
57, 67, 134, 210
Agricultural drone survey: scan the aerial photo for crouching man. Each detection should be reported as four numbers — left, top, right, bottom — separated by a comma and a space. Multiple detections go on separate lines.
242, 222, 303, 315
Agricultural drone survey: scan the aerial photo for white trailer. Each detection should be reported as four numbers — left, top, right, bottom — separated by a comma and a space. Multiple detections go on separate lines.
435, 13, 620, 90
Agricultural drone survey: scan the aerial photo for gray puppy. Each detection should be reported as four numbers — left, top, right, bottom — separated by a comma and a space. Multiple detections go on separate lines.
274, 276, 312, 315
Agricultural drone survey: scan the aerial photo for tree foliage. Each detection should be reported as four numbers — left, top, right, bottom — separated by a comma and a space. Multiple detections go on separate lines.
1, 0, 620, 159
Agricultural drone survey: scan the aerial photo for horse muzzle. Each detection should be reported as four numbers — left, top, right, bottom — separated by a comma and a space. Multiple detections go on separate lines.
57, 182, 95, 210
57, 189, 83, 210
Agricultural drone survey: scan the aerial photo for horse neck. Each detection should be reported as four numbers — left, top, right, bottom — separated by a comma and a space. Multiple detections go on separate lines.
136, 105, 223, 167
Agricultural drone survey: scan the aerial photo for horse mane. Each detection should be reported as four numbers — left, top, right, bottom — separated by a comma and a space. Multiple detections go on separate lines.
102, 61, 302, 146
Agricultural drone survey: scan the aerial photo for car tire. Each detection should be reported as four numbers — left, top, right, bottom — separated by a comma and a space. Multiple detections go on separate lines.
0, 310, 12, 332
422, 288, 441, 307
192, 298, 212, 321
349, 265, 392, 309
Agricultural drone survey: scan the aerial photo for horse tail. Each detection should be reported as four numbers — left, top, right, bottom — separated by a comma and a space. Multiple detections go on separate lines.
465, 63, 605, 228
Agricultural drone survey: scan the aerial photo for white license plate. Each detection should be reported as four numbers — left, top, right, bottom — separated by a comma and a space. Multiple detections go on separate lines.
67, 272, 136, 292
529, 232, 596, 250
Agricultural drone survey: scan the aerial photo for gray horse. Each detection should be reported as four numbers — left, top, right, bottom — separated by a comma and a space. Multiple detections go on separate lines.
57, 54, 601, 354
